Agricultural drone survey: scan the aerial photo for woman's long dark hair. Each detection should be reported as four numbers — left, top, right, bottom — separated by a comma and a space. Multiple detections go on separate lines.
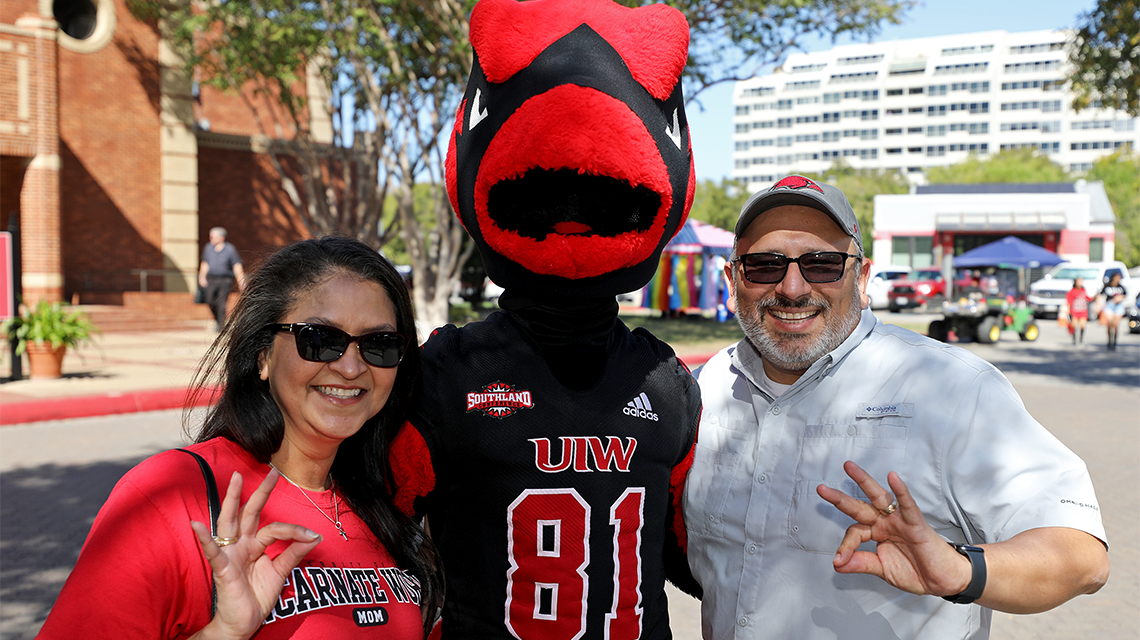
187, 236, 442, 636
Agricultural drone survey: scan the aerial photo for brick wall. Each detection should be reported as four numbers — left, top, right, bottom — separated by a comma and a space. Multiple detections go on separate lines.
58, 0, 164, 297
197, 145, 310, 271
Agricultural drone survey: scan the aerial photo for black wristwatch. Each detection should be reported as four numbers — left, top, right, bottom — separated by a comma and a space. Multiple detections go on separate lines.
942, 543, 986, 605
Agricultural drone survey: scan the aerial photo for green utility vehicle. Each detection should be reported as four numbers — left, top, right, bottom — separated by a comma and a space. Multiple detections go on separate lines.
928, 265, 1040, 344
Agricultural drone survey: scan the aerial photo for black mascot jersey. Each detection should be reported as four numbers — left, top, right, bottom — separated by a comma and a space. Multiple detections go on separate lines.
392, 311, 701, 639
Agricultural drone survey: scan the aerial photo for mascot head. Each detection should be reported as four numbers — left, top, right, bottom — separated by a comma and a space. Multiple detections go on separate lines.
446, 0, 695, 298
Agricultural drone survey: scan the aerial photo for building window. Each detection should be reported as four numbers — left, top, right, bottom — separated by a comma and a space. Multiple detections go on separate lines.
933, 62, 989, 75
1004, 60, 1063, 74
909, 87, 924, 94
837, 54, 885, 66
742, 87, 775, 97
1002, 79, 1064, 91
830, 71, 880, 83
941, 44, 994, 56
926, 145, 947, 157
786, 80, 821, 91
824, 92, 841, 103
54, 0, 98, 39
1009, 42, 1064, 54
1089, 238, 1104, 262
892, 236, 935, 268
928, 84, 948, 96
791, 63, 828, 73
907, 127, 924, 134
885, 128, 903, 135
886, 88, 904, 96
927, 125, 947, 137
735, 105, 750, 115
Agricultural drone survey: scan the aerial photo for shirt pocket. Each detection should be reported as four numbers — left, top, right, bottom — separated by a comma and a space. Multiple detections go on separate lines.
685, 443, 739, 540
787, 420, 909, 554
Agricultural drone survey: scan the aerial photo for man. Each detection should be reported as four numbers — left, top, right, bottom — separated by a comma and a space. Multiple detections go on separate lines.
197, 226, 244, 330
684, 175, 1108, 640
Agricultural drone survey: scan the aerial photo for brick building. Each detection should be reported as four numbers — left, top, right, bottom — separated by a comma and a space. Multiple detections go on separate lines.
1, 0, 322, 308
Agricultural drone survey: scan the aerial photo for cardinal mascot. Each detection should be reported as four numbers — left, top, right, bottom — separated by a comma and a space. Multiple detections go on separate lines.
390, 0, 702, 637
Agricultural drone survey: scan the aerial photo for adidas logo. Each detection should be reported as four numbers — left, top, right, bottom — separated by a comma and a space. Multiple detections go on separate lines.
623, 392, 659, 422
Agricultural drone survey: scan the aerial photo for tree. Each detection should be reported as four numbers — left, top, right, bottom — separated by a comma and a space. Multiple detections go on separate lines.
689, 178, 751, 231
925, 149, 1071, 184
144, 0, 912, 328
135, 0, 475, 329
804, 162, 909, 260
1087, 152, 1140, 266
1069, 0, 1139, 117
925, 149, 1140, 267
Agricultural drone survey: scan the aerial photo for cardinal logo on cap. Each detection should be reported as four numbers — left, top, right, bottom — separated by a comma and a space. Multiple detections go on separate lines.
770, 175, 824, 194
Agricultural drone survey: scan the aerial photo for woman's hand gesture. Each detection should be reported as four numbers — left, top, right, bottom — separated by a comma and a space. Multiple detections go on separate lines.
188, 470, 322, 640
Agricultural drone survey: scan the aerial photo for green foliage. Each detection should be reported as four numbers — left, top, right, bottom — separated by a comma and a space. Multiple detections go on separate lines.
689, 178, 750, 231
802, 162, 909, 259
1, 301, 98, 355
1069, 0, 1139, 117
925, 150, 1140, 267
925, 149, 1072, 184
1087, 152, 1140, 266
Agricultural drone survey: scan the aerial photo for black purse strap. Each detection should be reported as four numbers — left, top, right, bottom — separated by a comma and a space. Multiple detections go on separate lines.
177, 448, 220, 618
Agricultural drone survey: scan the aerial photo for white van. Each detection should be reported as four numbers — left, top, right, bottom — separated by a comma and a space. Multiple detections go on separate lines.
866, 265, 912, 310
1028, 261, 1133, 317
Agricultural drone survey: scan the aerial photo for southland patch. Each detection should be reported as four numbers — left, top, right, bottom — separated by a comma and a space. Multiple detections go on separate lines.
466, 382, 535, 419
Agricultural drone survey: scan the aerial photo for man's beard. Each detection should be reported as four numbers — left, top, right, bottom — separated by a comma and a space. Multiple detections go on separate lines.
737, 284, 863, 374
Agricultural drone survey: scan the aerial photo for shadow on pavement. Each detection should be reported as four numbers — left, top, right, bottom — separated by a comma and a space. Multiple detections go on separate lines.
979, 344, 1139, 389
0, 457, 144, 639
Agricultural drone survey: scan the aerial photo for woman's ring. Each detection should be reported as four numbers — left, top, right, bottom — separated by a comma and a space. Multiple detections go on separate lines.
214, 536, 238, 547
880, 501, 898, 516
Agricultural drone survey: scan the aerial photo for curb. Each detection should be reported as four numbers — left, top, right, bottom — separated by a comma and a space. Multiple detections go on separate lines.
1, 386, 222, 426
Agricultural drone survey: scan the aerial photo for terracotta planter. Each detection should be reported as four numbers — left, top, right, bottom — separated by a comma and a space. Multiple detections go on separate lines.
26, 343, 67, 380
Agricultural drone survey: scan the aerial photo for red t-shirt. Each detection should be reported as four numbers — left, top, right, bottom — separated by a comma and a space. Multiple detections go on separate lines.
39, 437, 424, 639
1066, 288, 1092, 318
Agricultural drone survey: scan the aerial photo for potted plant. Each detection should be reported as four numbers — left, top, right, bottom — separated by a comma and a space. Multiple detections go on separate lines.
1, 300, 98, 379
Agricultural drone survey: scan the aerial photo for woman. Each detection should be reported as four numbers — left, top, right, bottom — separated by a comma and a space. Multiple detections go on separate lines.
39, 237, 443, 639
1097, 272, 1127, 350
1063, 276, 1093, 345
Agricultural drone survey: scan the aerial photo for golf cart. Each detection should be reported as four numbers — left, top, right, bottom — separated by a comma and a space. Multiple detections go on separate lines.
929, 265, 1039, 343
927, 236, 1063, 345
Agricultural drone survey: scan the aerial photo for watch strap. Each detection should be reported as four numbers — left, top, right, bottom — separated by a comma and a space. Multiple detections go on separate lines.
942, 543, 986, 604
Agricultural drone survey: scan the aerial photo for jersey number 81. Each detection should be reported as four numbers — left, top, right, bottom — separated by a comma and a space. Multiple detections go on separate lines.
506, 488, 645, 640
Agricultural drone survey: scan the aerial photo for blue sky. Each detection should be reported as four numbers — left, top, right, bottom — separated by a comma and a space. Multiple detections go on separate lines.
687, 0, 1100, 181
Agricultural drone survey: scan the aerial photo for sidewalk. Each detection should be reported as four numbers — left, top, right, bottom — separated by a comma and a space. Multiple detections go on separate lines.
0, 323, 220, 425
0, 323, 721, 425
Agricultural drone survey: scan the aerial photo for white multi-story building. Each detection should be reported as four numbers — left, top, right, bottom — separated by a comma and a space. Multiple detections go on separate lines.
732, 30, 1139, 188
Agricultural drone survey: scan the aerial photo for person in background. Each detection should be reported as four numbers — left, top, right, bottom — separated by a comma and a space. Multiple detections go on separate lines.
1062, 276, 1093, 345
40, 237, 443, 639
199, 227, 246, 330
1096, 272, 1127, 350
684, 175, 1109, 640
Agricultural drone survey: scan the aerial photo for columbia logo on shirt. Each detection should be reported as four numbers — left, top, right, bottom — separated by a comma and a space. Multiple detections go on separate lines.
623, 392, 659, 421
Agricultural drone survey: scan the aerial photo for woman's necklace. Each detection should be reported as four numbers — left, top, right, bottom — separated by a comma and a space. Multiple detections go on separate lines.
268, 463, 348, 540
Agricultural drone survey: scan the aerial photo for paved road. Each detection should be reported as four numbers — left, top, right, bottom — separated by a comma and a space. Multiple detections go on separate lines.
1, 318, 1136, 639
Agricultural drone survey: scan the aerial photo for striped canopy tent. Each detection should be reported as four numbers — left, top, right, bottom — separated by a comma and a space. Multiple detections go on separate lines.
643, 219, 736, 316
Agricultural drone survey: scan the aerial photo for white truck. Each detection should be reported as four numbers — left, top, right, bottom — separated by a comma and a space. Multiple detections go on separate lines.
1028, 261, 1134, 318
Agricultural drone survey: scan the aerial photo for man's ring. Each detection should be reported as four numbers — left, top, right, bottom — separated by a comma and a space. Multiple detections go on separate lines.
214, 536, 238, 547
880, 501, 898, 516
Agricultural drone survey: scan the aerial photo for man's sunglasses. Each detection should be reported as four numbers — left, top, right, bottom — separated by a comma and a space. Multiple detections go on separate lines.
734, 251, 860, 284
267, 323, 409, 368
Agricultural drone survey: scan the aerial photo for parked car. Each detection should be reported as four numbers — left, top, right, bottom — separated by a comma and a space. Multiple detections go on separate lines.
866, 265, 912, 310
888, 267, 947, 312
1027, 261, 1134, 318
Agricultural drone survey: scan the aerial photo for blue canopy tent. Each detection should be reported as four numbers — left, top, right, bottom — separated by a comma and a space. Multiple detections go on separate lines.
951, 236, 1063, 302
952, 236, 1064, 269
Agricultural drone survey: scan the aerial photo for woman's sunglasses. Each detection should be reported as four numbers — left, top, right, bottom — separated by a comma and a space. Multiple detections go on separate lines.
267, 323, 409, 368
734, 251, 860, 284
